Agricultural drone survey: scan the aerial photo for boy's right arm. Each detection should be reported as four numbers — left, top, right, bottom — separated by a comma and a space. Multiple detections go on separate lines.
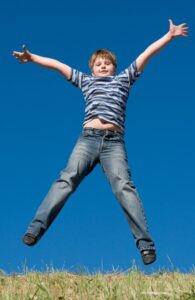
13, 45, 71, 80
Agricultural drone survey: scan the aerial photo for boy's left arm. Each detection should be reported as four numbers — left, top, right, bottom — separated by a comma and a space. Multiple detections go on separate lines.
136, 19, 189, 73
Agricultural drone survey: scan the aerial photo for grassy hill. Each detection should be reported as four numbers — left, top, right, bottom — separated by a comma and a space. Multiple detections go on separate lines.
0, 269, 195, 299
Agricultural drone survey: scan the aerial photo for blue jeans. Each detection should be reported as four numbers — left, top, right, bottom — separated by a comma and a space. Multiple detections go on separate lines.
27, 128, 155, 251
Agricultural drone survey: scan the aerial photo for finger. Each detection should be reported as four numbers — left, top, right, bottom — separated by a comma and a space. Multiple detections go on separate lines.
13, 51, 22, 56
19, 58, 28, 64
180, 23, 187, 27
168, 19, 173, 25
13, 52, 23, 59
22, 44, 30, 55
22, 44, 27, 51
182, 32, 189, 37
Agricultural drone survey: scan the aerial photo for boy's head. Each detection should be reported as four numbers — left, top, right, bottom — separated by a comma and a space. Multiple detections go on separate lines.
89, 49, 117, 76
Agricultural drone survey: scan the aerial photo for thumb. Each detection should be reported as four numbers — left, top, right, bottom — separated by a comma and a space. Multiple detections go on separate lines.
22, 44, 30, 54
168, 19, 173, 27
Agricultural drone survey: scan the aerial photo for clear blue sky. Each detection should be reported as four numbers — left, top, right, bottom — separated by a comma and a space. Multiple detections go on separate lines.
0, 0, 194, 274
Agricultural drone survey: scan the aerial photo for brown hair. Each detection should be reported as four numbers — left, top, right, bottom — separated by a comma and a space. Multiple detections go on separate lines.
89, 49, 117, 70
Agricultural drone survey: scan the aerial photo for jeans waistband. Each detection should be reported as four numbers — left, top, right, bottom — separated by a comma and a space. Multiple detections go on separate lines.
82, 127, 124, 137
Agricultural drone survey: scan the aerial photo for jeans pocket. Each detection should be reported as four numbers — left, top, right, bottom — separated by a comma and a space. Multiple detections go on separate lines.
112, 134, 124, 143
82, 131, 92, 138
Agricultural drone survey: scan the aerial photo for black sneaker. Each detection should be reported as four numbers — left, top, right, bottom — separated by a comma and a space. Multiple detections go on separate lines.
22, 233, 38, 246
141, 250, 156, 265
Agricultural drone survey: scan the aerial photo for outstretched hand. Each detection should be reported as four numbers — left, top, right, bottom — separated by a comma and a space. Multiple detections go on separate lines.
169, 19, 189, 38
13, 45, 32, 63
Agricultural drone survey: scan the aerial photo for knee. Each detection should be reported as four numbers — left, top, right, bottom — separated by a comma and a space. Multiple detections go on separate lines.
113, 178, 137, 198
55, 169, 80, 191
55, 178, 72, 189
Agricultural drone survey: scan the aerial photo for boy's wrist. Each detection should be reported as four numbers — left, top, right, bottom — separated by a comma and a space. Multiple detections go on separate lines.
29, 53, 35, 62
167, 31, 175, 41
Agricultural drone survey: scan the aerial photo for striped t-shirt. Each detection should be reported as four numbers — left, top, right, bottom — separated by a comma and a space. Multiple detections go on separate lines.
68, 60, 141, 132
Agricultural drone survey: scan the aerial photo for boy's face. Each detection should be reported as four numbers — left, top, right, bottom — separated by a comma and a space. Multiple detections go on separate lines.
92, 56, 116, 76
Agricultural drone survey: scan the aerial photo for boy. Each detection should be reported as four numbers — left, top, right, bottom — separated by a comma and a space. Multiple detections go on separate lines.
13, 19, 188, 265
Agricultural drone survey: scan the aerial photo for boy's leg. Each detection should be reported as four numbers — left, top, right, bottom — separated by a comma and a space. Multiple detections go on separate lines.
99, 134, 155, 258
24, 133, 99, 245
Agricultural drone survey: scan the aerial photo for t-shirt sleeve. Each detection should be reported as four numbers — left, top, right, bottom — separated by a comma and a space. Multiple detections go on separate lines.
125, 60, 141, 87
68, 68, 84, 89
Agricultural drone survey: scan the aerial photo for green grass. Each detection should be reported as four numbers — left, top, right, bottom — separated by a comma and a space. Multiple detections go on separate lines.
0, 268, 195, 299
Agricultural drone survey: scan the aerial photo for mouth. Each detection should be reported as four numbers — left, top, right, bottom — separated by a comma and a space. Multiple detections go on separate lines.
100, 70, 108, 74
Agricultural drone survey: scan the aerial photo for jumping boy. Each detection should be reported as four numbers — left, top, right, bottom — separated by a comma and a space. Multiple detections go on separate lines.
13, 19, 188, 265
